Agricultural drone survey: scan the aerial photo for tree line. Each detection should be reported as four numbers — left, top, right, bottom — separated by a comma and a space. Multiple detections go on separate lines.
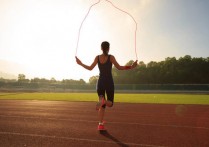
89, 55, 209, 84
1, 55, 209, 89
0, 74, 86, 88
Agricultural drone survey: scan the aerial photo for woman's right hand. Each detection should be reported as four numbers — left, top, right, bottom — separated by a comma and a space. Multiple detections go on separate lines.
75, 56, 82, 65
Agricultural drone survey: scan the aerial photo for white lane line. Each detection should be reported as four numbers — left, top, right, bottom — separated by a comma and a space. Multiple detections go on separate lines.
1, 114, 209, 131
0, 131, 165, 147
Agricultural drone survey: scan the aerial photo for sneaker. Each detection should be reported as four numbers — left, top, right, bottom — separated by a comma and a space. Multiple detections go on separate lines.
96, 95, 105, 110
97, 123, 105, 131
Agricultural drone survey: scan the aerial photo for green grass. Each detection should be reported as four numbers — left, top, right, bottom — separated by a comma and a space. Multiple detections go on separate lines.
0, 92, 209, 105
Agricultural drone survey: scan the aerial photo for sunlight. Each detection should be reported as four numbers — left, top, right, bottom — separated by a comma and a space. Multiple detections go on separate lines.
1, 0, 140, 81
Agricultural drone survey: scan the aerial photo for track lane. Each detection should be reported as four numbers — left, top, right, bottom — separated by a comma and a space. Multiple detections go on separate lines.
0, 100, 209, 147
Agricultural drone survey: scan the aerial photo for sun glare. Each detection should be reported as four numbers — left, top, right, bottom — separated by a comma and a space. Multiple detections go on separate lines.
0, 0, 140, 81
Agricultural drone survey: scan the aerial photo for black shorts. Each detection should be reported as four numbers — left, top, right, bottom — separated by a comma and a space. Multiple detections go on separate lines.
96, 76, 114, 108
97, 89, 114, 108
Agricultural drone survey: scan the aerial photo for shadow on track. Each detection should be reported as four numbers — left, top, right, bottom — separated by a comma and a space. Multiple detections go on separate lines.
99, 130, 129, 147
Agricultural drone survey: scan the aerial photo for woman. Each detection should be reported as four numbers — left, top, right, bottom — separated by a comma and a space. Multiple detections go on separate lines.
75, 41, 137, 130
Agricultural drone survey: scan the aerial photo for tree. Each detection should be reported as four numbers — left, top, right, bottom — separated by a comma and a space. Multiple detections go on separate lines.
79, 79, 86, 84
18, 74, 26, 81
89, 76, 98, 84
50, 77, 56, 83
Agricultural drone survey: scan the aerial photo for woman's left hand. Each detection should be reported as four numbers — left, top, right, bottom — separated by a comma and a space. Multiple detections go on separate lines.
132, 60, 138, 68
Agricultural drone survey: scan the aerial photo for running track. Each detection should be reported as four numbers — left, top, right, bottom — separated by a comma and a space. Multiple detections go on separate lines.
0, 100, 209, 147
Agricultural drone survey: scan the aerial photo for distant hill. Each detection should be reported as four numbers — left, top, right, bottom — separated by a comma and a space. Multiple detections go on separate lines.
0, 59, 26, 79
0, 71, 17, 79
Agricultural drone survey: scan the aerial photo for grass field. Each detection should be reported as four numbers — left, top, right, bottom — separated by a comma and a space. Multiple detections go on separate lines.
0, 92, 209, 105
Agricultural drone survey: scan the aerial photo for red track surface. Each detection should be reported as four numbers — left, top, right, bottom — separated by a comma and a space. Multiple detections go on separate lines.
0, 100, 209, 147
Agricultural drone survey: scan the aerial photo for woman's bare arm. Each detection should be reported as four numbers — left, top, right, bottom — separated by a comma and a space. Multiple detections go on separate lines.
75, 56, 98, 71
110, 55, 137, 70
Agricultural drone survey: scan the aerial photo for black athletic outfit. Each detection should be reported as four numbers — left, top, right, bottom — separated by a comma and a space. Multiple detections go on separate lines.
96, 55, 114, 107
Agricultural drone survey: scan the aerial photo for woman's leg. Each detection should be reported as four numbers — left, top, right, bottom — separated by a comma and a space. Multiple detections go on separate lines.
105, 100, 113, 107
97, 90, 106, 124
106, 90, 114, 107
98, 107, 105, 123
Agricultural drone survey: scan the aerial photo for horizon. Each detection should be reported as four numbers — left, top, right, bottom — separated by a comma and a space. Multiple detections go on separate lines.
1, 54, 208, 82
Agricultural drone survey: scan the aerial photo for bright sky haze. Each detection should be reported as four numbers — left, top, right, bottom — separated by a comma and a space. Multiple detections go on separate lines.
0, 0, 209, 81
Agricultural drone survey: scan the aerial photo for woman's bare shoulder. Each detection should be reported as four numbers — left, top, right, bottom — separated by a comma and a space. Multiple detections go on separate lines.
109, 54, 115, 58
109, 55, 115, 62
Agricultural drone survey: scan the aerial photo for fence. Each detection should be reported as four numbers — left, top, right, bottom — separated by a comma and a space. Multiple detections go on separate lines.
0, 84, 209, 93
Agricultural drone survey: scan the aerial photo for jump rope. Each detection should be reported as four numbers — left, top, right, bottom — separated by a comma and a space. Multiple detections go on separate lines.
75, 0, 138, 61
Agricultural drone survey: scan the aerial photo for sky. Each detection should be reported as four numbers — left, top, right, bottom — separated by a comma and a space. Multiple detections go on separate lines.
0, 0, 209, 82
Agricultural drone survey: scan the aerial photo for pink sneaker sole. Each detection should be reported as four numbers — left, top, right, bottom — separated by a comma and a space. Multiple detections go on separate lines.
97, 125, 105, 131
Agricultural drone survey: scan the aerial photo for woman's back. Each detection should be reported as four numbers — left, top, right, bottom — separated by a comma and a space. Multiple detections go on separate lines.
98, 55, 112, 77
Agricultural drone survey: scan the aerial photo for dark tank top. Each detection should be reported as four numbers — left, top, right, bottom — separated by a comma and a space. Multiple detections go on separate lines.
98, 55, 112, 77
97, 55, 114, 90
